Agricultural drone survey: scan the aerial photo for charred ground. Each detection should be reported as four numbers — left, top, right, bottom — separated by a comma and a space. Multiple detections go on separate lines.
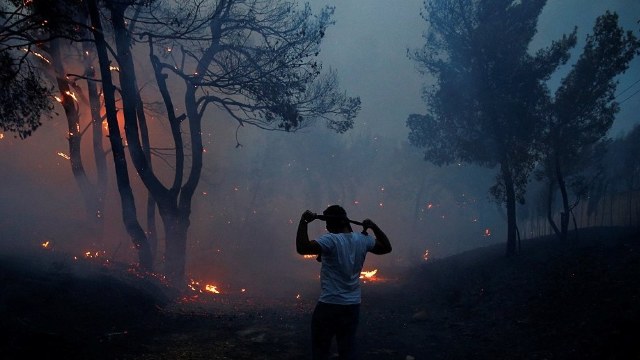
1, 226, 638, 359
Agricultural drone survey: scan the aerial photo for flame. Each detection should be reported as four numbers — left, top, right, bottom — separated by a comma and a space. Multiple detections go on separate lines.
83, 250, 106, 259
22, 48, 51, 64
109, 65, 120, 72
360, 269, 378, 279
57, 152, 71, 160
302, 254, 316, 259
188, 279, 222, 295
64, 90, 78, 103
41, 240, 50, 249
205, 284, 220, 294
423, 249, 430, 261
54, 96, 63, 103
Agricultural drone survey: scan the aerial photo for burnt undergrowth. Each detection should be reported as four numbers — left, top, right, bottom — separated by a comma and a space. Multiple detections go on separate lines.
0, 226, 638, 359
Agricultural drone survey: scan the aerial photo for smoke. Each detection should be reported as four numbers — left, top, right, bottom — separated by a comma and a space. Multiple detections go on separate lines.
0, 0, 638, 299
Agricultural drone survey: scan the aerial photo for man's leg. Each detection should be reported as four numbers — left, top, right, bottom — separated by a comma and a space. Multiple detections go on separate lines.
311, 302, 334, 360
335, 304, 360, 360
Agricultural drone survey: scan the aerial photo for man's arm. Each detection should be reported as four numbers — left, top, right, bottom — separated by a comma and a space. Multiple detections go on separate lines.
363, 219, 392, 255
296, 210, 322, 255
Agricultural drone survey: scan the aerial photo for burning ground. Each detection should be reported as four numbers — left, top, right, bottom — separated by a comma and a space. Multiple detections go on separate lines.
1, 226, 638, 360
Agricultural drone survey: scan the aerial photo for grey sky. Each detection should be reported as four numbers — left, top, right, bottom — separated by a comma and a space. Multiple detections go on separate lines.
312, 0, 640, 139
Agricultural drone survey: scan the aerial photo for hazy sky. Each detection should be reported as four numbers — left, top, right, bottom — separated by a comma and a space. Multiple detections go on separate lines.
311, 0, 640, 140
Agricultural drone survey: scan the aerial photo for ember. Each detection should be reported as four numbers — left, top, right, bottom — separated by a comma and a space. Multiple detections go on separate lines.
188, 279, 222, 295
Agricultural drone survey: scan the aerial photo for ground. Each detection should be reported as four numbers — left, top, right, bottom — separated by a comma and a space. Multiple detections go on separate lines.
1, 226, 638, 359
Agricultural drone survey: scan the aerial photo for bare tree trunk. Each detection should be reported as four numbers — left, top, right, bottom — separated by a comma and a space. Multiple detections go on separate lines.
136, 91, 158, 263
546, 179, 561, 238
555, 156, 569, 241
88, 0, 152, 271
83, 37, 107, 243
502, 162, 518, 256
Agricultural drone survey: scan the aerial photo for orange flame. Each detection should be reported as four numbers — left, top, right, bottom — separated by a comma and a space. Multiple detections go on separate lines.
360, 269, 378, 279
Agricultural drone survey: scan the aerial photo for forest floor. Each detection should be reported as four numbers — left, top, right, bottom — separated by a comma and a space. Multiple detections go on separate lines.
1, 226, 639, 360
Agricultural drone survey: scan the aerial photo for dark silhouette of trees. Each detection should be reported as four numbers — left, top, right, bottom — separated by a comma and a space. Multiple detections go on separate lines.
539, 12, 639, 241
98, 0, 360, 284
0, 1, 54, 137
1, 0, 110, 237
1, 0, 359, 285
406, 0, 576, 256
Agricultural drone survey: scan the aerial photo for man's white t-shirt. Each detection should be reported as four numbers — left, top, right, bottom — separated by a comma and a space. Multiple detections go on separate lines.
315, 231, 376, 305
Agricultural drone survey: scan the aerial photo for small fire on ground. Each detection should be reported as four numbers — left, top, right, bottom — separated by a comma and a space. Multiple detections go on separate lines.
360, 269, 379, 283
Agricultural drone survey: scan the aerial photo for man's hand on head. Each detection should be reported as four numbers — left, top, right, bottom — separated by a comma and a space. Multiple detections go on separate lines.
301, 210, 317, 224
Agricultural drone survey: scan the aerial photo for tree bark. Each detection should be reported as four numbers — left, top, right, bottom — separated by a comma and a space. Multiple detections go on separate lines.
50, 38, 101, 225
546, 179, 561, 238
502, 161, 518, 256
555, 156, 570, 241
88, 0, 152, 271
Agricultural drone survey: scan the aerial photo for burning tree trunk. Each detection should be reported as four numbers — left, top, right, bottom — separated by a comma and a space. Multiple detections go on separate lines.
49, 38, 105, 226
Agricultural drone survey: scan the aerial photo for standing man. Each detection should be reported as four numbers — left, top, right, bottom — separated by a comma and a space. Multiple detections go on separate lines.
296, 205, 392, 360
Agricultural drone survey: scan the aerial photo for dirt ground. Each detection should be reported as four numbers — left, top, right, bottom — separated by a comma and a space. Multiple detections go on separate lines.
1, 226, 639, 359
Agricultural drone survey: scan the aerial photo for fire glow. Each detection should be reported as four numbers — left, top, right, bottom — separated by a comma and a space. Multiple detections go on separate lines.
188, 279, 221, 295
360, 269, 378, 280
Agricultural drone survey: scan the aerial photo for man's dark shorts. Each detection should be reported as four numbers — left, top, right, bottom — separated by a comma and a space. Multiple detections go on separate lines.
311, 301, 360, 360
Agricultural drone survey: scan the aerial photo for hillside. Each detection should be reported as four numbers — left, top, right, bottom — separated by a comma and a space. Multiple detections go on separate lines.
1, 226, 638, 359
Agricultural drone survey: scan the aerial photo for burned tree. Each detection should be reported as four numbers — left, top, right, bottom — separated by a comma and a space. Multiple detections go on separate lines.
98, 0, 360, 285
407, 0, 576, 256
0, 0, 110, 237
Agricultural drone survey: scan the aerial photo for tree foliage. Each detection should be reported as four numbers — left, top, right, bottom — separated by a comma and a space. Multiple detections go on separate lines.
97, 0, 360, 284
137, 0, 360, 134
0, 52, 52, 138
539, 11, 639, 240
407, 0, 576, 255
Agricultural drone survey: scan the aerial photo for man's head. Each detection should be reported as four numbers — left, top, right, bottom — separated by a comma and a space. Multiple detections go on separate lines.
323, 205, 351, 233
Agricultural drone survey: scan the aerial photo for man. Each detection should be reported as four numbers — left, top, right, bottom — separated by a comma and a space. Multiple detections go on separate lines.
296, 205, 392, 360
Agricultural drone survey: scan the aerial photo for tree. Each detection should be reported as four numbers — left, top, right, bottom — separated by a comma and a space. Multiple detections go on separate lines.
1, 0, 110, 238
540, 11, 639, 241
0, 1, 54, 138
99, 0, 360, 284
407, 0, 576, 256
